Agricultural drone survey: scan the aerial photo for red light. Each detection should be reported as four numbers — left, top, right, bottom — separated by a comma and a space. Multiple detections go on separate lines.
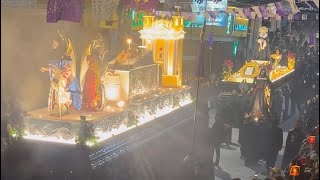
308, 136, 316, 144
299, 157, 307, 165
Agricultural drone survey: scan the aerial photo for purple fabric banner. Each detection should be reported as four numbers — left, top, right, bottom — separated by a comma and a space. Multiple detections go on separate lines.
275, 1, 286, 17
293, 13, 301, 20
259, 5, 269, 19
126, 0, 159, 11
282, 1, 292, 16
208, 32, 213, 50
47, 0, 83, 23
243, 8, 252, 19
309, 31, 315, 45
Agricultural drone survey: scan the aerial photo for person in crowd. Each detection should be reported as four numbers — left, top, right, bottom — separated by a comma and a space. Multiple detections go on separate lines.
289, 82, 298, 115
282, 86, 291, 120
281, 121, 306, 170
298, 31, 305, 45
210, 113, 226, 166
238, 113, 248, 160
291, 36, 298, 51
221, 102, 233, 146
271, 90, 284, 123
266, 118, 283, 174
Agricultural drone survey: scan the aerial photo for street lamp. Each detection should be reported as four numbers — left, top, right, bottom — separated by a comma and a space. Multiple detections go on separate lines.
127, 38, 132, 49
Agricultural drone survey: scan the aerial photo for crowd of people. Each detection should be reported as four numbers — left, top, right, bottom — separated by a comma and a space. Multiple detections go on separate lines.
207, 22, 319, 180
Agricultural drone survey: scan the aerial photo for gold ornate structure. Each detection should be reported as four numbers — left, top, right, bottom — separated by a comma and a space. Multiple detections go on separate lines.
238, 61, 260, 78
139, 15, 185, 87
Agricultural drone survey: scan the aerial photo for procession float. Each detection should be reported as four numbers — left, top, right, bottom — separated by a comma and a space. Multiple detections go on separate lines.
220, 26, 296, 164
220, 26, 295, 121
23, 15, 192, 148
222, 27, 295, 93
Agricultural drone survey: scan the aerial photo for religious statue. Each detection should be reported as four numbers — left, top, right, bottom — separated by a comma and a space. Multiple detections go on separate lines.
271, 50, 282, 67
79, 35, 107, 111
40, 31, 82, 116
250, 68, 271, 118
253, 26, 271, 61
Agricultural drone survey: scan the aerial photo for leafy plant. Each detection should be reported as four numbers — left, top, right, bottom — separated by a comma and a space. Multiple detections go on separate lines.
127, 112, 139, 127
76, 121, 98, 147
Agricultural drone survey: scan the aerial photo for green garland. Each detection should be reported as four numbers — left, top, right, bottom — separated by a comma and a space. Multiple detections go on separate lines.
127, 112, 139, 127
76, 121, 98, 147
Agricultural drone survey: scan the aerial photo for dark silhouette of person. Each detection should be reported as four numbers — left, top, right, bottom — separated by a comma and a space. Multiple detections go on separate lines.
281, 121, 306, 170
265, 118, 283, 173
210, 113, 226, 166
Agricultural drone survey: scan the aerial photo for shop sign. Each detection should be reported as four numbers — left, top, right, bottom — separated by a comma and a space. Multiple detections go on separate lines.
226, 13, 233, 34
130, 10, 145, 30
234, 24, 248, 32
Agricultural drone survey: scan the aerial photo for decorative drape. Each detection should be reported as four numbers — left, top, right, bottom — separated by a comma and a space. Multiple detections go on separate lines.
126, 0, 159, 11
47, 0, 83, 23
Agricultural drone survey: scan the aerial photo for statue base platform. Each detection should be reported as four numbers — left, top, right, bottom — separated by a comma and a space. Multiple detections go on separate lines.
24, 86, 192, 145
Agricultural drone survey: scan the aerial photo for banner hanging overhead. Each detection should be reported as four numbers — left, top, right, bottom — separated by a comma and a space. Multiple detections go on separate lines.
47, 0, 83, 23
295, 0, 319, 13
126, 0, 158, 11
191, 0, 228, 26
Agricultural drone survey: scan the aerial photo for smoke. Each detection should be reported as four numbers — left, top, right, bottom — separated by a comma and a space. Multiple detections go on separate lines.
1, 8, 110, 111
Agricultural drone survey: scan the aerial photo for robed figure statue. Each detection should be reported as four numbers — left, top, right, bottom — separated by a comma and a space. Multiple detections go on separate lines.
253, 26, 271, 61
79, 35, 107, 111
250, 68, 271, 117
40, 31, 82, 116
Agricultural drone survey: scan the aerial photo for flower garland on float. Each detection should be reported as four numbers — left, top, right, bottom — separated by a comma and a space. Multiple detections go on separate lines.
223, 59, 234, 80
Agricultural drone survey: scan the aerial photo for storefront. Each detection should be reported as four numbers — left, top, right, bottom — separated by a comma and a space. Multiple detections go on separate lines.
183, 15, 249, 76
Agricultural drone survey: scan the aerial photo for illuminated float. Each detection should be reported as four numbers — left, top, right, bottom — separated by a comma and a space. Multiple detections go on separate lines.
24, 15, 192, 145
221, 26, 295, 124
221, 26, 295, 91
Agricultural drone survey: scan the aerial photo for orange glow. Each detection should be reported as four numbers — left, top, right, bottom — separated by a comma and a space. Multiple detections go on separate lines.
290, 165, 300, 176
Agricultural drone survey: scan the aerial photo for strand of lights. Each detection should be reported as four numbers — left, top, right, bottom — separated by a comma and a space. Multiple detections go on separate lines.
23, 134, 76, 144
94, 97, 192, 143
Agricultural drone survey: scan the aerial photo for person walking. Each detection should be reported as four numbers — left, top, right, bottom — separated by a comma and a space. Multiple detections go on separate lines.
210, 113, 226, 167
281, 121, 306, 170
265, 118, 283, 173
